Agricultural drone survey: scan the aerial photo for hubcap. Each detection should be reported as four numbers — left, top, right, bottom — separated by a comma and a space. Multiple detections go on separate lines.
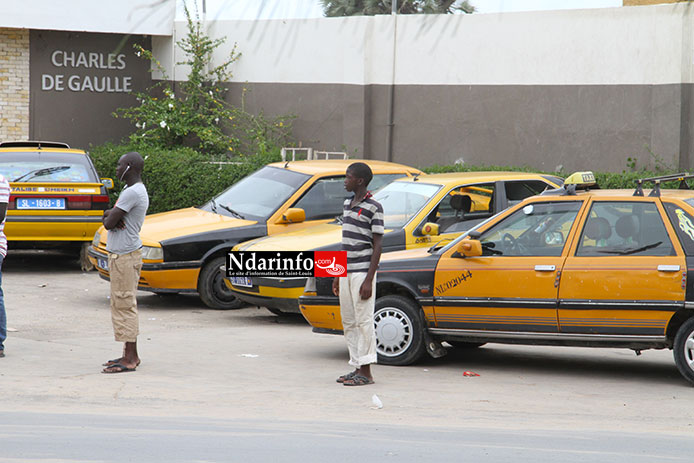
374, 306, 413, 357
212, 268, 234, 302
685, 335, 694, 371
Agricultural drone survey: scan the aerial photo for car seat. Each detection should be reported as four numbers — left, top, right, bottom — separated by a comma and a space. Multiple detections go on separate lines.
437, 194, 472, 232
584, 216, 611, 247
615, 214, 640, 245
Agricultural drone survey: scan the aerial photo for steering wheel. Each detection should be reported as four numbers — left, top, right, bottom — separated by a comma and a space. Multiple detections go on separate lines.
502, 233, 527, 255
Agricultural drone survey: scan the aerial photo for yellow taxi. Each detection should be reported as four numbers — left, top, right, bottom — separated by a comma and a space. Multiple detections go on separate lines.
228, 172, 564, 314
299, 172, 694, 385
0, 141, 112, 254
87, 159, 421, 309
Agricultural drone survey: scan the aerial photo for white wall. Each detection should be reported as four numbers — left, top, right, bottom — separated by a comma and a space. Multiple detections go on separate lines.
159, 2, 692, 85
0, 0, 174, 36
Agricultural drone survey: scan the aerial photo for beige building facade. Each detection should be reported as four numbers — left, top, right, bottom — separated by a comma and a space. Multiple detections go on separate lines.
0, 28, 30, 142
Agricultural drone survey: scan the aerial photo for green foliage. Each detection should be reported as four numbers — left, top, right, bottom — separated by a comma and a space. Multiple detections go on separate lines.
89, 143, 281, 214
422, 163, 683, 190
321, 0, 475, 16
113, 4, 292, 156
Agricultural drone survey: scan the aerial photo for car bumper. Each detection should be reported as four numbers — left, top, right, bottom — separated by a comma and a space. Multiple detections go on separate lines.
298, 293, 344, 332
6, 214, 102, 242
88, 246, 201, 293
227, 277, 308, 312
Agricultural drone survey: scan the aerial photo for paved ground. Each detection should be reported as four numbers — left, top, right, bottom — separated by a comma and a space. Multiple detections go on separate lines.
1, 250, 693, 460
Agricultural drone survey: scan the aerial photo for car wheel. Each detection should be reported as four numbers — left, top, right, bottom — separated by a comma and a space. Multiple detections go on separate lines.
198, 256, 244, 310
374, 295, 426, 366
673, 316, 694, 386
446, 341, 487, 349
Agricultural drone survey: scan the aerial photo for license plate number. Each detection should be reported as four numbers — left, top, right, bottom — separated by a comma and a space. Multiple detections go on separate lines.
229, 276, 252, 288
97, 258, 109, 271
16, 198, 65, 210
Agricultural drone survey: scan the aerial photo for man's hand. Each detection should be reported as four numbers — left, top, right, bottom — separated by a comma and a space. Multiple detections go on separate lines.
359, 277, 373, 300
332, 277, 340, 296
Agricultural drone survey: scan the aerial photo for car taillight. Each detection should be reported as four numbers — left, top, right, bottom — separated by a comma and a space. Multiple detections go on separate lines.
66, 194, 110, 210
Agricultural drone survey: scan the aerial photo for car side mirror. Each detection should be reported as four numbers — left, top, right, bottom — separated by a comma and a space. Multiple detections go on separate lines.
421, 222, 440, 236
101, 178, 114, 189
455, 239, 482, 257
280, 207, 305, 224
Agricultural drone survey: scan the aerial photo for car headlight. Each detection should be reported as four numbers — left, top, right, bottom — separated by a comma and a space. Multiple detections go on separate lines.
91, 231, 101, 248
141, 246, 164, 260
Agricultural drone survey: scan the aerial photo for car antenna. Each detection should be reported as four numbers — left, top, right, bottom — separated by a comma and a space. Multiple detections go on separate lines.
413, 173, 420, 181
284, 161, 290, 168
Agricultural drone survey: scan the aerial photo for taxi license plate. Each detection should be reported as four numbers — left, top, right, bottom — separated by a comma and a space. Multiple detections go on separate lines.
97, 258, 109, 271
16, 198, 66, 209
229, 276, 252, 288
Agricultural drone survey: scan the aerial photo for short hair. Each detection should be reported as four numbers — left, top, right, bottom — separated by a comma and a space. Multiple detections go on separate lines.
347, 162, 373, 186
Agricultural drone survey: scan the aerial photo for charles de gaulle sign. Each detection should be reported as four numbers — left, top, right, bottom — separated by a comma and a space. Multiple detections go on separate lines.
29, 30, 153, 147
41, 49, 133, 93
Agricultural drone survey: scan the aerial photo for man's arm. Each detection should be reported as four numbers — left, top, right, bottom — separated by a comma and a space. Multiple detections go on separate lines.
359, 233, 382, 300
102, 207, 126, 230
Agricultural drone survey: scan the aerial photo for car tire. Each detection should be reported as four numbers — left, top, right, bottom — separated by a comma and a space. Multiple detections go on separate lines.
375, 295, 426, 366
198, 256, 244, 310
446, 341, 487, 349
673, 316, 694, 386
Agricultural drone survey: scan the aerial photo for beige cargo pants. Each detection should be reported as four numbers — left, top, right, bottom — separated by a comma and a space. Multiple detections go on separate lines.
108, 249, 142, 343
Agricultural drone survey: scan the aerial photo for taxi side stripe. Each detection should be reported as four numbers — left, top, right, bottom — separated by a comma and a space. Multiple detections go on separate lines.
435, 297, 555, 308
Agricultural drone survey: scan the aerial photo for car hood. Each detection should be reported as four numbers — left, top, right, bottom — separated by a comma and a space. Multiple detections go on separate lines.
381, 246, 433, 263
235, 223, 342, 252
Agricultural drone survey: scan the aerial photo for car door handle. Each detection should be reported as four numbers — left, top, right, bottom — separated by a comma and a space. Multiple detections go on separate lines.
535, 265, 556, 272
657, 265, 680, 272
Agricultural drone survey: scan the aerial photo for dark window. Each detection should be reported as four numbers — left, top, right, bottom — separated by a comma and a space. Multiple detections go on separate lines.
576, 201, 674, 257
479, 201, 582, 257
505, 180, 552, 207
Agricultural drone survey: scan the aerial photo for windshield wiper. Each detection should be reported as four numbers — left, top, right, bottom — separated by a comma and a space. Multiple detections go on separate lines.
335, 215, 344, 225
220, 204, 245, 219
428, 238, 452, 253
209, 198, 219, 213
598, 241, 662, 256
13, 165, 71, 182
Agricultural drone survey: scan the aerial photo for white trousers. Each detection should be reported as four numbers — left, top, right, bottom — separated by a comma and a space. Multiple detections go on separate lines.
339, 272, 377, 367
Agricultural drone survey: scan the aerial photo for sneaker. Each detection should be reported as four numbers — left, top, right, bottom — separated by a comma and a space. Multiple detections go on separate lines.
0, 350, 4, 358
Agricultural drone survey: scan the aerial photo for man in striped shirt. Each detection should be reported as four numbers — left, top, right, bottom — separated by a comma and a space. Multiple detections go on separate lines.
0, 173, 10, 358
332, 162, 383, 386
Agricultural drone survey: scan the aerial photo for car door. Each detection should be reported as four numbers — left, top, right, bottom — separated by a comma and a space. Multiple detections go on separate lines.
558, 199, 685, 335
433, 200, 584, 332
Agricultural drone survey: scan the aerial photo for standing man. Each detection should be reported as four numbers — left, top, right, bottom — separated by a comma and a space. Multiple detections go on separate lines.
101, 152, 149, 373
0, 172, 10, 358
332, 162, 383, 386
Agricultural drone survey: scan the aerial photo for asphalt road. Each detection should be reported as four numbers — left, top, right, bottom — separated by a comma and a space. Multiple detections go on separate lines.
1, 250, 693, 462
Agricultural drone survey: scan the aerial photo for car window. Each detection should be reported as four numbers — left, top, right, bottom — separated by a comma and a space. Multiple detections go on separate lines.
374, 181, 442, 229
505, 180, 551, 207
0, 151, 97, 182
423, 182, 495, 234
576, 201, 675, 257
201, 166, 310, 221
479, 201, 582, 256
292, 174, 406, 221
663, 202, 694, 255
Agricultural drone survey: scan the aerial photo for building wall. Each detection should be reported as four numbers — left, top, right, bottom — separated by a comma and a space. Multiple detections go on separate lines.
153, 3, 694, 172
0, 28, 30, 142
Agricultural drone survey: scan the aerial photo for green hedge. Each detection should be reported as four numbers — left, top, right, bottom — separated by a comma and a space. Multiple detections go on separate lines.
88, 143, 281, 214
423, 163, 685, 190
87, 146, 687, 215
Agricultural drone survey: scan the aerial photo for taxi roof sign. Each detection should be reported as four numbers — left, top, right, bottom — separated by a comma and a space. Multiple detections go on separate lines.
564, 171, 596, 187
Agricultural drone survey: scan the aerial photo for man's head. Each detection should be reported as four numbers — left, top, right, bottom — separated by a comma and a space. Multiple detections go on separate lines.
344, 162, 373, 193
116, 151, 144, 183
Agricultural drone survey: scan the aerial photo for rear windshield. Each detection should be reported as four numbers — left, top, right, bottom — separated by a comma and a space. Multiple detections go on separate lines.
0, 151, 98, 183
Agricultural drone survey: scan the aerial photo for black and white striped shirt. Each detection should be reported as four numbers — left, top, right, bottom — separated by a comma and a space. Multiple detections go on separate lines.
342, 192, 384, 273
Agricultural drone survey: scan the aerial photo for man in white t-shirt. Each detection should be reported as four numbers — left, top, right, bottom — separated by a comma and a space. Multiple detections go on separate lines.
101, 152, 149, 373
0, 173, 9, 358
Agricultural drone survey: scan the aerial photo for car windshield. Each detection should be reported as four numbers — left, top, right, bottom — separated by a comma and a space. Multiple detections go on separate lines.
0, 151, 97, 182
199, 166, 310, 221
374, 181, 441, 229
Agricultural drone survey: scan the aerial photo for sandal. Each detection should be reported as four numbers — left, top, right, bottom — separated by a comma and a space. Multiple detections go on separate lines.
343, 374, 374, 386
336, 370, 357, 383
